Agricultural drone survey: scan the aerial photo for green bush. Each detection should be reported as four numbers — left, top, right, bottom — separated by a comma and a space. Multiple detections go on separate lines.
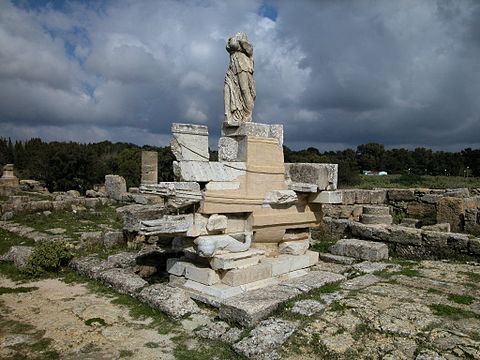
23, 240, 72, 277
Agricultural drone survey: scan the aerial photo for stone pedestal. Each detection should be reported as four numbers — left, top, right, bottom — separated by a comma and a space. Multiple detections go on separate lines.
0, 164, 19, 188
141, 151, 158, 185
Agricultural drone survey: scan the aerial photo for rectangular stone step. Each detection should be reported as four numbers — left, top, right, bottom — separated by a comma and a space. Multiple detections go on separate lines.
329, 238, 389, 261
318, 252, 357, 265
360, 214, 392, 225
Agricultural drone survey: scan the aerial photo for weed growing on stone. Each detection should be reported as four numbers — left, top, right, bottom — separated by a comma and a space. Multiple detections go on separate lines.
119, 349, 134, 358
173, 338, 242, 360
447, 293, 475, 305
397, 268, 420, 277
22, 240, 72, 277
427, 288, 443, 294
460, 271, 480, 283
0, 286, 38, 295
84, 317, 108, 327
0, 228, 34, 255
429, 304, 479, 319
329, 300, 349, 313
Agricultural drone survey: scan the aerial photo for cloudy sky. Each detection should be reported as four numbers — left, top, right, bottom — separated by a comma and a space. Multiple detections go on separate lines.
1, 0, 479, 151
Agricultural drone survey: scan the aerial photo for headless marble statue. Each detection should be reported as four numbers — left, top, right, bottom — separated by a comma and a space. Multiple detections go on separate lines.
224, 32, 256, 125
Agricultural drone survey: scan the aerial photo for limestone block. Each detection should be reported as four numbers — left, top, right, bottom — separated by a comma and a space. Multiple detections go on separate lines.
103, 231, 125, 249
288, 182, 318, 193
369, 190, 387, 204
406, 202, 436, 220
444, 188, 469, 197
116, 204, 166, 233
340, 274, 381, 290
141, 151, 158, 185
138, 284, 200, 320
97, 268, 148, 295
329, 239, 389, 261
341, 190, 356, 205
207, 214, 228, 233
205, 181, 240, 191
221, 263, 272, 286
218, 136, 247, 162
282, 229, 309, 241
209, 249, 265, 270
171, 123, 209, 161
400, 218, 420, 228
222, 123, 284, 145
105, 175, 127, 200
361, 214, 393, 225
0, 164, 19, 188
318, 253, 356, 265
142, 182, 200, 194
421, 194, 442, 204
173, 161, 246, 182
285, 163, 338, 191
388, 189, 416, 202
421, 223, 451, 232
278, 239, 310, 255
261, 251, 319, 276
388, 226, 422, 245
309, 190, 343, 204
264, 190, 298, 205
437, 197, 465, 232
362, 205, 390, 216
166, 258, 189, 276
185, 263, 221, 285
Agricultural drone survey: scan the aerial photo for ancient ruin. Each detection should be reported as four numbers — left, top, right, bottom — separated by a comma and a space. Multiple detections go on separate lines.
0, 164, 19, 188
134, 33, 339, 303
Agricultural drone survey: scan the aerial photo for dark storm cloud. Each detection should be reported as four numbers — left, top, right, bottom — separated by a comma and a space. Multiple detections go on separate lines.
0, 0, 479, 150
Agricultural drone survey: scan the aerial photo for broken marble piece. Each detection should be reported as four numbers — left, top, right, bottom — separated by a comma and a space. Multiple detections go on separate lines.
194, 233, 252, 257
171, 123, 209, 161
173, 161, 246, 182
285, 163, 338, 191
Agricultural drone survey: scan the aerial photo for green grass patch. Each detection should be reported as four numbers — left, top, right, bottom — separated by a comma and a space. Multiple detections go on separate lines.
0, 228, 35, 255
173, 339, 241, 360
12, 204, 122, 242
397, 268, 420, 277
460, 271, 480, 283
429, 304, 479, 319
119, 350, 134, 358
0, 286, 38, 295
427, 288, 443, 294
354, 174, 480, 190
0, 261, 32, 282
84, 317, 108, 327
448, 294, 475, 305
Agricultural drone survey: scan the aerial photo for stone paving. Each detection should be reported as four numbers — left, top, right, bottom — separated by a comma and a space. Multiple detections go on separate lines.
2, 257, 480, 359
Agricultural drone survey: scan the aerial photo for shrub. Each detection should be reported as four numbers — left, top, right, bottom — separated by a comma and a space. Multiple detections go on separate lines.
23, 240, 72, 277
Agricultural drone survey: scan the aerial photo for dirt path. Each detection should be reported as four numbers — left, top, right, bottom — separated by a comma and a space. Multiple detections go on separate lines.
0, 276, 209, 359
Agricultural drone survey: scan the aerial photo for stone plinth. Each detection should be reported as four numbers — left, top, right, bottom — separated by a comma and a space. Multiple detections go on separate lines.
141, 151, 158, 185
0, 164, 19, 188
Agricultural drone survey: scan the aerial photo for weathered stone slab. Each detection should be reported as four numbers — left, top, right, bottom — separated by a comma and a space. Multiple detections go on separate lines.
222, 122, 284, 145
288, 182, 318, 193
387, 189, 415, 202
340, 274, 381, 290
309, 190, 343, 204
116, 204, 165, 232
171, 123, 209, 161
219, 285, 302, 327
106, 252, 137, 269
278, 239, 309, 255
352, 261, 397, 274
185, 263, 221, 285
361, 214, 393, 225
264, 190, 297, 205
330, 239, 389, 261
138, 283, 200, 320
437, 197, 465, 232
173, 161, 246, 182
105, 175, 127, 200
363, 205, 390, 216
388, 226, 422, 245
166, 258, 189, 276
0, 245, 32, 269
291, 299, 325, 316
282, 270, 346, 293
205, 181, 240, 191
97, 268, 148, 295
222, 263, 272, 286
69, 256, 115, 279
261, 251, 319, 276
209, 249, 265, 270
341, 189, 356, 205
103, 231, 125, 249
421, 223, 451, 232
233, 318, 297, 358
318, 253, 357, 265
285, 163, 338, 191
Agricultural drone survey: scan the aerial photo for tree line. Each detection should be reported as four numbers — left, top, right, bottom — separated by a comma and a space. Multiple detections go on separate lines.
0, 138, 478, 192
